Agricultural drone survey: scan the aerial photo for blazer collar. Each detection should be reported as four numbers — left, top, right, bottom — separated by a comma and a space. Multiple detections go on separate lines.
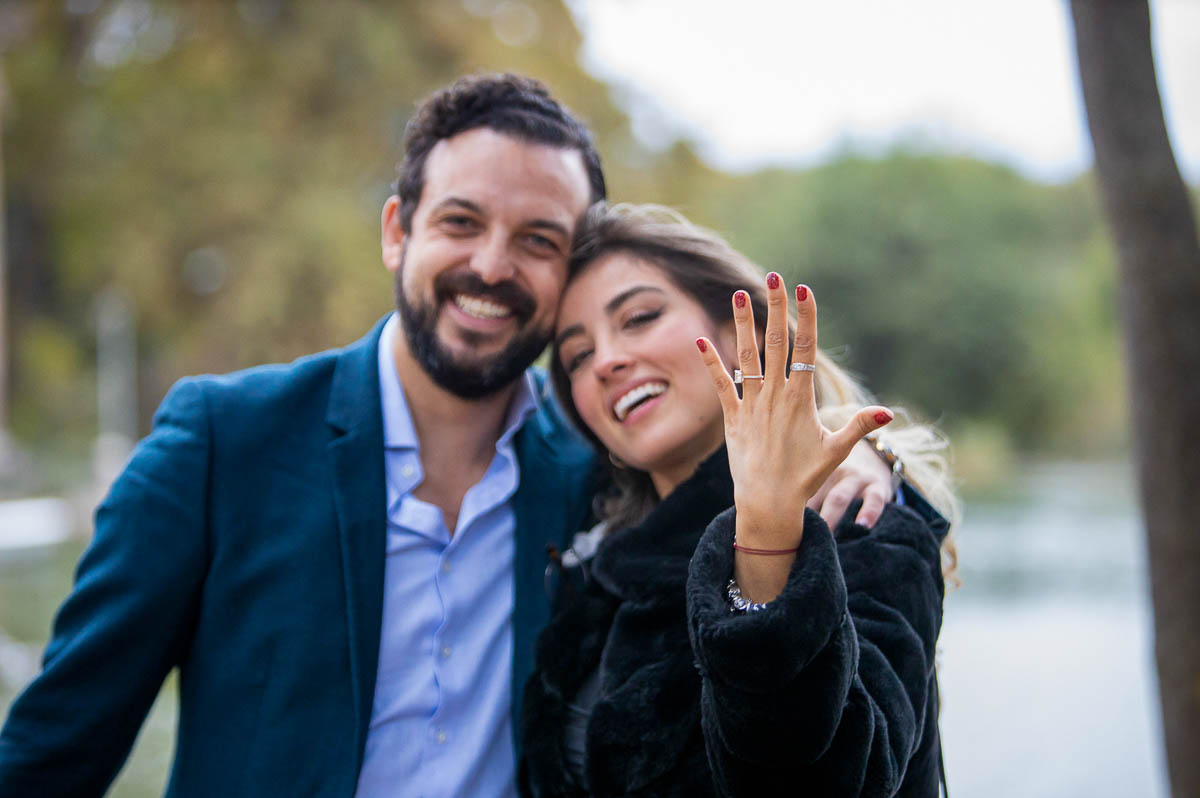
325, 315, 389, 774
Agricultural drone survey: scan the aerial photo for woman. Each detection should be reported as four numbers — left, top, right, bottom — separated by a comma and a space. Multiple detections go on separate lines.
519, 204, 957, 797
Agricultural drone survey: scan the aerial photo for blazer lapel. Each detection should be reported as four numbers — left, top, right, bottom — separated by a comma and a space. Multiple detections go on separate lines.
325, 316, 389, 772
509, 378, 597, 754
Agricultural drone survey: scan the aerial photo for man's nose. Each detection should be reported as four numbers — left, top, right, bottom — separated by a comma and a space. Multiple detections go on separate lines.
470, 233, 515, 284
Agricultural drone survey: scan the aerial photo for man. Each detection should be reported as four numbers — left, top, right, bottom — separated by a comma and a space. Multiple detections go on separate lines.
0, 74, 897, 797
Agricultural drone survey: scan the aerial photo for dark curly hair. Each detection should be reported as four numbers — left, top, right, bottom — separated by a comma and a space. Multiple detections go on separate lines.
395, 73, 607, 232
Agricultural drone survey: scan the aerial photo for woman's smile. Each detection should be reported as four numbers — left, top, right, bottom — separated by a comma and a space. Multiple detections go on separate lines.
611, 379, 667, 422
556, 253, 737, 493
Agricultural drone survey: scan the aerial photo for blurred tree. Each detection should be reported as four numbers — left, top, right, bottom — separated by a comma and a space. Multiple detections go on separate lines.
0, 0, 680, 453
697, 152, 1121, 452
0, 0, 1139, 476
1071, 2, 1200, 795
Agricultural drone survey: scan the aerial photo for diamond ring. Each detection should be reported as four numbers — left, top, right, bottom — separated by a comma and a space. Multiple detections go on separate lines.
732, 369, 765, 384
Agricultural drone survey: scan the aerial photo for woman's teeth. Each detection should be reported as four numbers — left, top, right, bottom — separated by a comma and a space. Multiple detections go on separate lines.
614, 382, 666, 421
454, 294, 511, 320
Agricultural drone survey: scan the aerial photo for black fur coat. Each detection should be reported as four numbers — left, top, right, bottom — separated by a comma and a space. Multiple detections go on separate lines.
519, 449, 948, 797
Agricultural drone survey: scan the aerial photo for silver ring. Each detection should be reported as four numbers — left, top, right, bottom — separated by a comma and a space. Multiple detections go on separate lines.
732, 369, 765, 385
789, 362, 816, 373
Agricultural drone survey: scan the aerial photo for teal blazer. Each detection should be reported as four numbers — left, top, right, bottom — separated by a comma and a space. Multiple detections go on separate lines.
0, 316, 597, 797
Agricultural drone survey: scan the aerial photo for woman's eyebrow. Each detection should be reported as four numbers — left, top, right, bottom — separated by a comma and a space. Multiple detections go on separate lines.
555, 324, 584, 350
555, 285, 666, 351
603, 285, 665, 315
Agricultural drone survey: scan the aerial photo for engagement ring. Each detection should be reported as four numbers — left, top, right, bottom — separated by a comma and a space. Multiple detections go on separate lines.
732, 369, 765, 385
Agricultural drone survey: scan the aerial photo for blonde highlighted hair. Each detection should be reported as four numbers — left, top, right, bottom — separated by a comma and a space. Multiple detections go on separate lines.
550, 203, 959, 582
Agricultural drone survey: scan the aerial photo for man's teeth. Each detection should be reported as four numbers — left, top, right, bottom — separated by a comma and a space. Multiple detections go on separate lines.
454, 294, 512, 320
614, 382, 666, 421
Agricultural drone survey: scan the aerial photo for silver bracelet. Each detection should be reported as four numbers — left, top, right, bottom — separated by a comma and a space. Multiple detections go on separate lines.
726, 578, 769, 613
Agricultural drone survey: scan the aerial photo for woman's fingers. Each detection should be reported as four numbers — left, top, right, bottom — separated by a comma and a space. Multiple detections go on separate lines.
786, 284, 817, 404
695, 337, 739, 420
731, 289, 763, 397
762, 272, 789, 388
829, 406, 894, 466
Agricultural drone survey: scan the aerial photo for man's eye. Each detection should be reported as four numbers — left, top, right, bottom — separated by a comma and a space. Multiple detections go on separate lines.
443, 215, 477, 230
524, 233, 559, 252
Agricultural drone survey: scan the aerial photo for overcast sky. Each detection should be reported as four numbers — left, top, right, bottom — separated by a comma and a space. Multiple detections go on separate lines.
568, 0, 1199, 183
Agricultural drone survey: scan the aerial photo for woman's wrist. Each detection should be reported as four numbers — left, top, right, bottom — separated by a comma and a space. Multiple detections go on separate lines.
732, 503, 807, 551
730, 500, 810, 603
732, 549, 794, 604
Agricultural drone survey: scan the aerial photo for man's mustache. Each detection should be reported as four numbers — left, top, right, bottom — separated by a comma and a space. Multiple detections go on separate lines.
434, 270, 537, 322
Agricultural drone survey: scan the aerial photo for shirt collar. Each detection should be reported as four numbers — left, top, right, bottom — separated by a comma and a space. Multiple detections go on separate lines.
378, 314, 419, 450
377, 313, 539, 453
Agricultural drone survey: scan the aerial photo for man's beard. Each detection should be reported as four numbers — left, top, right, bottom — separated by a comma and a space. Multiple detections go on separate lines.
394, 266, 552, 400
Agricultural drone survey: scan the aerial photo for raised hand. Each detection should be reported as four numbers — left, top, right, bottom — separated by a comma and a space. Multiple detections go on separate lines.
694, 273, 894, 601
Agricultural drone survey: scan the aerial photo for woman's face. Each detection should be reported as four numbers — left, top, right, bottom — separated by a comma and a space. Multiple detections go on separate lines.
555, 253, 738, 496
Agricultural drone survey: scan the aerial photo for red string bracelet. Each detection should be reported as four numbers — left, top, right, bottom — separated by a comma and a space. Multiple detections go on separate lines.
732, 542, 799, 555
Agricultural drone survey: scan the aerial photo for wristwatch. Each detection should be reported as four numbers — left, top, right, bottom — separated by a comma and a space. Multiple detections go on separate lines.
865, 433, 904, 493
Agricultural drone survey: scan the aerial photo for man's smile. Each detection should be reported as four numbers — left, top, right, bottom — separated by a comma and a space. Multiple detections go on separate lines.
453, 294, 515, 321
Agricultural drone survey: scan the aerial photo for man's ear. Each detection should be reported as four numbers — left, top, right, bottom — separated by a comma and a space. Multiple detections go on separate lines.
381, 195, 405, 274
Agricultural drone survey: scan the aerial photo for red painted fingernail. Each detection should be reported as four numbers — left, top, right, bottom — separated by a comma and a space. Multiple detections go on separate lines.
797, 284, 808, 302
734, 291, 747, 308
696, 338, 708, 352
874, 411, 893, 425
766, 272, 781, 290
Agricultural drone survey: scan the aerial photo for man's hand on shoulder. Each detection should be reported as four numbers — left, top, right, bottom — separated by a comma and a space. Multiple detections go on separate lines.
806, 438, 893, 529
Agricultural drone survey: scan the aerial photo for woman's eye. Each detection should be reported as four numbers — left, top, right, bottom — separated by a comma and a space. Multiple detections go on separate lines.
564, 349, 592, 375
624, 309, 662, 329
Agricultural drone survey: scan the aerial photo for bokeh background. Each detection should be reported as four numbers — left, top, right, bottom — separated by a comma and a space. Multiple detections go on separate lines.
1, 1, 1195, 795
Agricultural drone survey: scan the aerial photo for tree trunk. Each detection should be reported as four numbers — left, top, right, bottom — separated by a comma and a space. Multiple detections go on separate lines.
1069, 2, 1200, 795
0, 65, 10, 470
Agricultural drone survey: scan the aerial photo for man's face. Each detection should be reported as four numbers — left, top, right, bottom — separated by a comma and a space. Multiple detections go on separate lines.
383, 128, 592, 398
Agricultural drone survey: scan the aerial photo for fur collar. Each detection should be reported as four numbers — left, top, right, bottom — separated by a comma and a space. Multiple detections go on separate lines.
588, 447, 734, 606
520, 447, 734, 797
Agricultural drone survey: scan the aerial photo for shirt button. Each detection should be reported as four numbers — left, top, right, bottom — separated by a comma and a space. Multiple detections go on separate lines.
401, 464, 416, 478
441, 561, 452, 573
441, 646, 452, 658
436, 730, 448, 744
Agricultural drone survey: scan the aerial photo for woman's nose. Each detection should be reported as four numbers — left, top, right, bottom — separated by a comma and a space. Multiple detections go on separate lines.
591, 340, 633, 380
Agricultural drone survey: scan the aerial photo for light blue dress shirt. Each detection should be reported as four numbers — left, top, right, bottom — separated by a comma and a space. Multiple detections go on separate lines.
355, 315, 537, 798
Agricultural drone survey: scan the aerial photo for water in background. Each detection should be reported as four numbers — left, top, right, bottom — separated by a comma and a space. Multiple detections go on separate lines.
940, 460, 1166, 797
0, 460, 1167, 796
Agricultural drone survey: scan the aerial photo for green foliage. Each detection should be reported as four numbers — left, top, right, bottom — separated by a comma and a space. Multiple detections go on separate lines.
10, 318, 92, 447
0, 0, 1135, 464
2, 0, 638, 440
686, 152, 1126, 453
